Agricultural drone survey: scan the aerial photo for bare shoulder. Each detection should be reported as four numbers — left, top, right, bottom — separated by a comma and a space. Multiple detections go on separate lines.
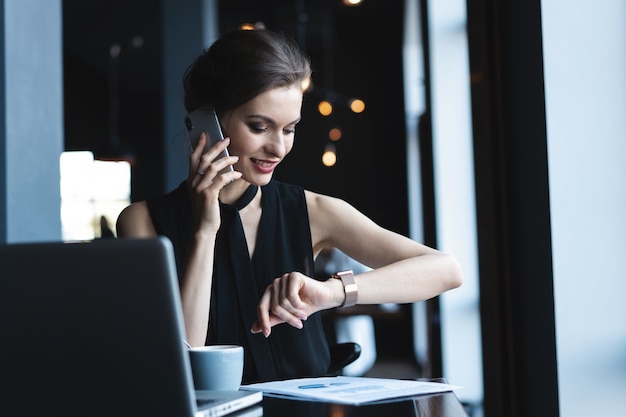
115, 201, 157, 238
304, 190, 364, 227
304, 190, 380, 247
304, 190, 435, 267
304, 189, 350, 213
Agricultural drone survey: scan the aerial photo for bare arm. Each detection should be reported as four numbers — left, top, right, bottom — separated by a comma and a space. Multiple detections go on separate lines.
115, 201, 156, 238
251, 191, 462, 336
115, 201, 214, 346
116, 135, 241, 346
308, 191, 463, 304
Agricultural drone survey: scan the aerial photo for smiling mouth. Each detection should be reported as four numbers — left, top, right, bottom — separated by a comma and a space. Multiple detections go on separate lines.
251, 158, 278, 168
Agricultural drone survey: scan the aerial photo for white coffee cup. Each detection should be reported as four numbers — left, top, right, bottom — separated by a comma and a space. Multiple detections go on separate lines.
188, 345, 244, 391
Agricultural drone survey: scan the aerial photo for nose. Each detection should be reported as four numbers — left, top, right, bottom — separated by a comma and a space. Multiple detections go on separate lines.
266, 131, 290, 158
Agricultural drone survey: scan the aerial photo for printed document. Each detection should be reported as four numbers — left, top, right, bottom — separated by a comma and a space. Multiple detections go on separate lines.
241, 376, 461, 405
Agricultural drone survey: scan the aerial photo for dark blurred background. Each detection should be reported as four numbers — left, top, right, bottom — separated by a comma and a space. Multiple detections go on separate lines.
63, 0, 409, 237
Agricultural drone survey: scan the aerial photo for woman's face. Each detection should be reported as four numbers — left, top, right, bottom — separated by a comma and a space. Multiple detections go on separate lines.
221, 84, 304, 186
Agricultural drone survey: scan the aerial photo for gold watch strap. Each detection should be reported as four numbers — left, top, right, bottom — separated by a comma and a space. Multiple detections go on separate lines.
332, 269, 357, 307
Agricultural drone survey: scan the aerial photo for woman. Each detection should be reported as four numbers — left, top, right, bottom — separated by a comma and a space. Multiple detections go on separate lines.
116, 27, 462, 383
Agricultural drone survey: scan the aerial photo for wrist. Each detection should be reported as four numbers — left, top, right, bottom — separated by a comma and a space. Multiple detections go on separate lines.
194, 226, 219, 241
331, 270, 358, 308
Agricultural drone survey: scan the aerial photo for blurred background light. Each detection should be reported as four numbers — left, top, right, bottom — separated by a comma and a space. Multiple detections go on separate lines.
329, 127, 342, 141
318, 100, 333, 116
322, 144, 337, 167
349, 98, 365, 113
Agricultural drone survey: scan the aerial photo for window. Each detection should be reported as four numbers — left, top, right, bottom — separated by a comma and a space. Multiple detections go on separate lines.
60, 151, 130, 240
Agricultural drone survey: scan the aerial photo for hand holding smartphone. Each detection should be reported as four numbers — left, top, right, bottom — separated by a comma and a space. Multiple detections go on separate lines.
184, 107, 234, 174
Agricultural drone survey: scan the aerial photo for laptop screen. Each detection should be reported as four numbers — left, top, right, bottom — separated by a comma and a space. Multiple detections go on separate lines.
0, 237, 198, 417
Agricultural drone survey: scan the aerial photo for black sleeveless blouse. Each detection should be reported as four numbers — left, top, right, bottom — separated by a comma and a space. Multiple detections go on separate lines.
146, 180, 330, 383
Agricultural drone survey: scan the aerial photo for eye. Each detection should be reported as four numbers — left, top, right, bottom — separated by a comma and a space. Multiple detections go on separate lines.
284, 122, 299, 135
248, 123, 268, 134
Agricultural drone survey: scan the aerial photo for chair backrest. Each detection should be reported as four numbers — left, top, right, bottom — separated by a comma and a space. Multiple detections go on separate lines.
328, 342, 362, 374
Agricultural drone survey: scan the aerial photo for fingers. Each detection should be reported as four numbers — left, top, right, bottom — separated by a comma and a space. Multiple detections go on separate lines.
250, 312, 285, 338
252, 289, 280, 337
251, 273, 310, 337
189, 135, 240, 186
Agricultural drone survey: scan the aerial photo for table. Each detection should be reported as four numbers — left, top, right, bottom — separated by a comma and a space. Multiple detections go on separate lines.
258, 390, 470, 417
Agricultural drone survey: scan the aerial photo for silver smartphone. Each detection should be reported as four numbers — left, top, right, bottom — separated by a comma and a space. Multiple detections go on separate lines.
184, 107, 233, 173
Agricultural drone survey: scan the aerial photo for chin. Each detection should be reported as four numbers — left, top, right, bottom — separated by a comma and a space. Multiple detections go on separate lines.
244, 173, 273, 187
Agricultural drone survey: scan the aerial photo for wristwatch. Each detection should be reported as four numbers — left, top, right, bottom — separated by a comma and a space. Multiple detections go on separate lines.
332, 270, 358, 307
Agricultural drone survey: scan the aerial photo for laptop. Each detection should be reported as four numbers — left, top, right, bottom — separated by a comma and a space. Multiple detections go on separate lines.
0, 237, 262, 417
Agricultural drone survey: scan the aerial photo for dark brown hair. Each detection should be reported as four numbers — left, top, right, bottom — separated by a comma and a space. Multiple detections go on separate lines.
183, 29, 312, 115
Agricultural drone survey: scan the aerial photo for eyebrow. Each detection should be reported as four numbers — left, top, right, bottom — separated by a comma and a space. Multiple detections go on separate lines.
246, 114, 301, 125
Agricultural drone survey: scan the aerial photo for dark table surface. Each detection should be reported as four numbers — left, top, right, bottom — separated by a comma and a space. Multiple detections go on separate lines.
257, 390, 470, 417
